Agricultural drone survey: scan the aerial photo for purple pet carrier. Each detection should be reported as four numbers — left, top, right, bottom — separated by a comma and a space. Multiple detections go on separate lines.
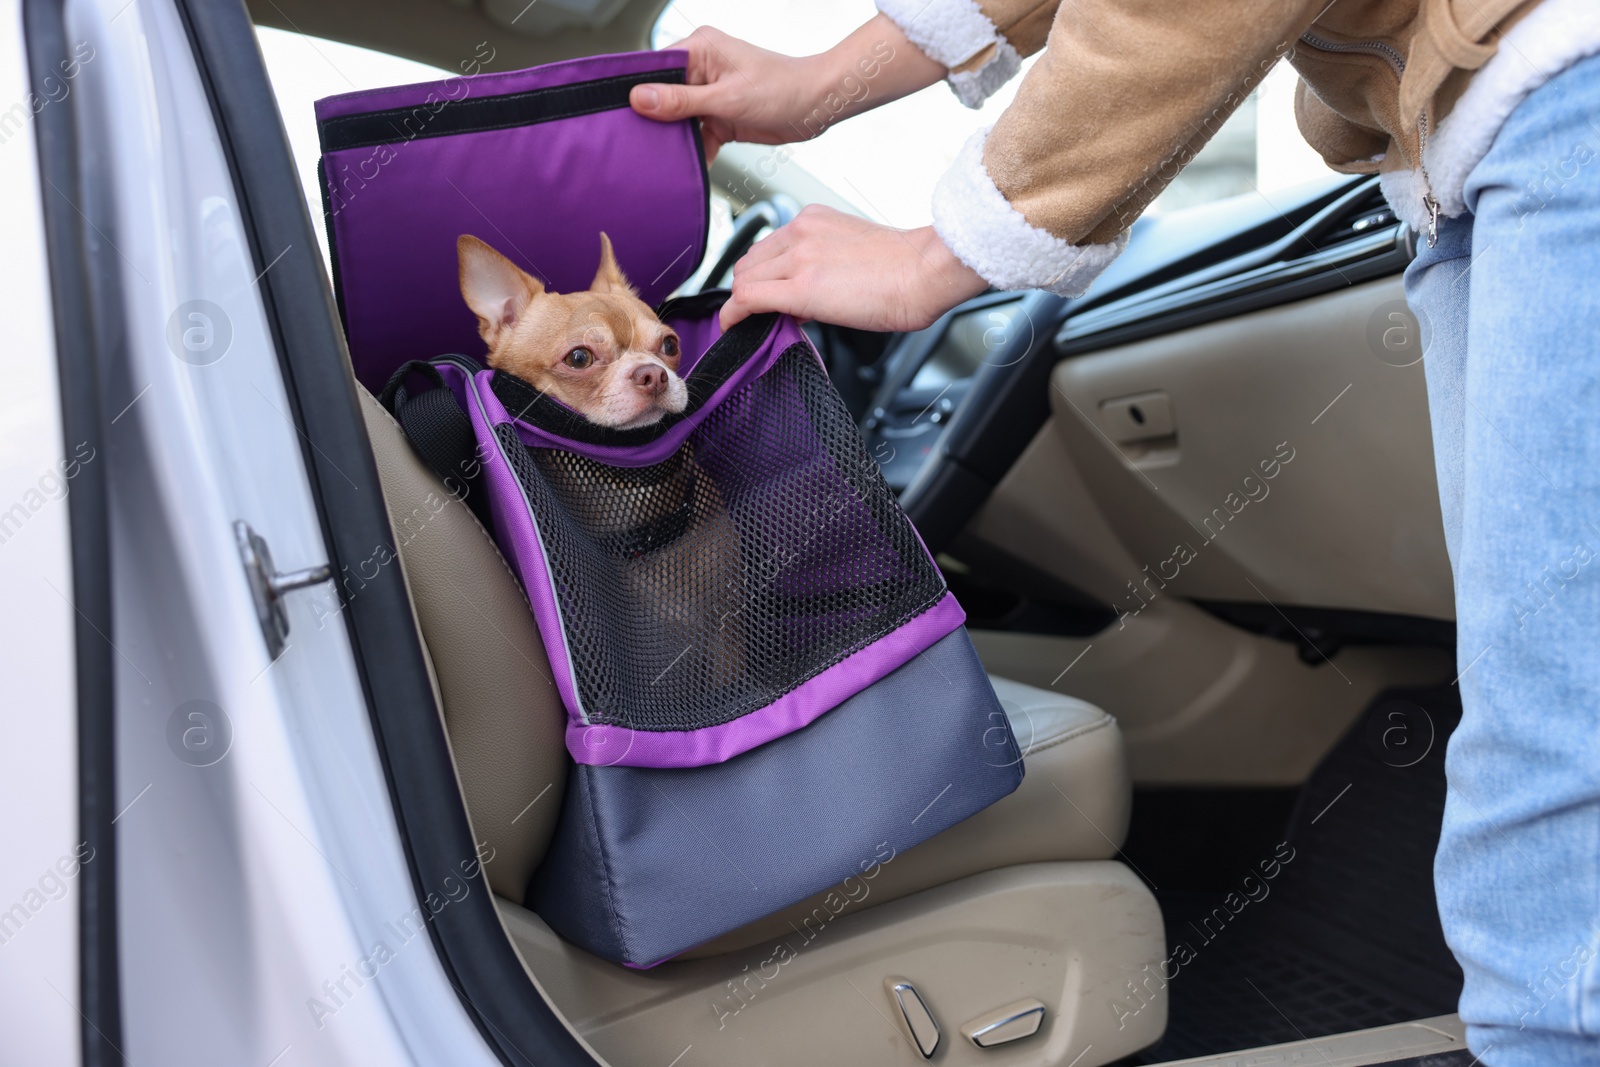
318, 52, 1022, 968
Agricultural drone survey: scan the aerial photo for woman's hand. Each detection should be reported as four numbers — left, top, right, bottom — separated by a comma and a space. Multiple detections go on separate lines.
719, 206, 989, 333
630, 16, 945, 162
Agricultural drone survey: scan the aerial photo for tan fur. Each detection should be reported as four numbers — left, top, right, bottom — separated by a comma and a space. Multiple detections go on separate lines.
457, 233, 688, 430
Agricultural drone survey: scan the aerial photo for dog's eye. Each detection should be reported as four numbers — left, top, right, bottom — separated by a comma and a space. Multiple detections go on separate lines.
661, 335, 679, 358
564, 347, 593, 369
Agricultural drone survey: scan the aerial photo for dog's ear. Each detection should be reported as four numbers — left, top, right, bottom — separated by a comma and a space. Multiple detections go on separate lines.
590, 232, 638, 296
458, 235, 545, 347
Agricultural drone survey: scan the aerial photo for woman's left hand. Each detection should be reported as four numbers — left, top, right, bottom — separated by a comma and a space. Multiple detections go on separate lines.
719, 205, 989, 333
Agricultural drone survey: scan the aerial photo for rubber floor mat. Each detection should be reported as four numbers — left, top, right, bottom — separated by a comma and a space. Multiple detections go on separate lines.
1127, 685, 1465, 1063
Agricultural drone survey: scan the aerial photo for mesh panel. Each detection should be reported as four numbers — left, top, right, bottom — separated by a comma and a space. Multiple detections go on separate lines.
495, 344, 946, 732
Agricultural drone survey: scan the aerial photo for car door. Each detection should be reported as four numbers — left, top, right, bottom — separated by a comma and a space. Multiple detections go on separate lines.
0, 5, 92, 1062
11, 0, 563, 1063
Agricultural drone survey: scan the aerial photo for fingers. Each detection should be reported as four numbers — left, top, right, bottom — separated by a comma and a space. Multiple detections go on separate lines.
630, 80, 719, 122
718, 295, 750, 332
666, 26, 729, 85
731, 230, 792, 277
730, 247, 795, 286
699, 124, 726, 165
720, 279, 796, 331
634, 25, 732, 123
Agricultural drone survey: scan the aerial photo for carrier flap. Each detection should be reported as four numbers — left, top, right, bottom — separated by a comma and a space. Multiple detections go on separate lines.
316, 50, 709, 394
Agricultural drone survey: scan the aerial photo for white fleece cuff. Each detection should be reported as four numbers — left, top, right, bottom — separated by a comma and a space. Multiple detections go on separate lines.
876, 0, 1023, 108
932, 127, 1128, 296
1381, 0, 1600, 232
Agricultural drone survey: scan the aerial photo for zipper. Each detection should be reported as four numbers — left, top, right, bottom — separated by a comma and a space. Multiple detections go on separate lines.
1417, 110, 1440, 246
1299, 32, 1407, 77
1299, 31, 1439, 246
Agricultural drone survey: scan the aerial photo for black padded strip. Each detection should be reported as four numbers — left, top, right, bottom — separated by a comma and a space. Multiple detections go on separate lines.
318, 67, 686, 153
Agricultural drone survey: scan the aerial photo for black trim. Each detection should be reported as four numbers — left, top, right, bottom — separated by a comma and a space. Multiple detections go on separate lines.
1376, 1052, 1476, 1066
23, 0, 122, 1062
1059, 233, 1410, 356
172, 2, 592, 1064
317, 67, 686, 152
1068, 178, 1360, 317
1057, 179, 1411, 354
314, 155, 347, 330
488, 308, 779, 445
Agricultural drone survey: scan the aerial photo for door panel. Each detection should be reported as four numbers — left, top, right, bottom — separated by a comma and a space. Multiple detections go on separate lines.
1033, 278, 1452, 620
957, 277, 1457, 784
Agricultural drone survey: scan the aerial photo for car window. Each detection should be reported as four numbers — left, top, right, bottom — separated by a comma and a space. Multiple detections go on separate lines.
256, 27, 454, 269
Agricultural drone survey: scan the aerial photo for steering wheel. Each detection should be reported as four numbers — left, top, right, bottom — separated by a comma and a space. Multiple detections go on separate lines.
698, 196, 799, 294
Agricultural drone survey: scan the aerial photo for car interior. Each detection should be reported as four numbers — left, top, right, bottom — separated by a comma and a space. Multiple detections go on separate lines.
227, 0, 1470, 1063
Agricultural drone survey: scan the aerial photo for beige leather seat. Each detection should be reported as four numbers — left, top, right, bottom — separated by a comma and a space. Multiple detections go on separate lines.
360, 389, 1165, 1067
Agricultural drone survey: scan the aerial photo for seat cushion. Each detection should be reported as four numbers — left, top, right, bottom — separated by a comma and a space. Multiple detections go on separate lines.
680, 676, 1130, 958
360, 388, 568, 900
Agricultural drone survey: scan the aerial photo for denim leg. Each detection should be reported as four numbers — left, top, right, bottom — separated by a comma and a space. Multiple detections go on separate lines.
1405, 209, 1474, 570
1431, 53, 1600, 1067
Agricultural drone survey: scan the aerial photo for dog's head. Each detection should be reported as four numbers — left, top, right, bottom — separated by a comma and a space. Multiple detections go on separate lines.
457, 233, 687, 429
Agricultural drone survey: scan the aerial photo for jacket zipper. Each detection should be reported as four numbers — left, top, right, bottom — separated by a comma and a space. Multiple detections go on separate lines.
1299, 32, 1440, 245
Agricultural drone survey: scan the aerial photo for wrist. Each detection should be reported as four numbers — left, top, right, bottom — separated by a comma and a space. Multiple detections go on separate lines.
811, 14, 944, 131
913, 225, 989, 325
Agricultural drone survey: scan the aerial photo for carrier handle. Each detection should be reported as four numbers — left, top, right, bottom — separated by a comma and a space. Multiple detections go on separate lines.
380, 360, 493, 531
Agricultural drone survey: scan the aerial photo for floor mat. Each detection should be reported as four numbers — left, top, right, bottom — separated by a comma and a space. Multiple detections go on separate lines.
1128, 685, 1465, 1063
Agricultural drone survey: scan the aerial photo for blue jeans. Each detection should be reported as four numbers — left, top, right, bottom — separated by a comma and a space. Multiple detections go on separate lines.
1406, 53, 1600, 1067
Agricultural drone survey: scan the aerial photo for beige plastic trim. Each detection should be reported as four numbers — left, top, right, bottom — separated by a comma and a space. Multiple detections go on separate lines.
1044, 277, 1453, 619
1147, 1013, 1465, 1066
497, 862, 1167, 1067
969, 599, 1452, 785
958, 277, 1458, 783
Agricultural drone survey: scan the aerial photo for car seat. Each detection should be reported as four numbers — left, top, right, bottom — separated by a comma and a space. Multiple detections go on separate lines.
358, 387, 1167, 1066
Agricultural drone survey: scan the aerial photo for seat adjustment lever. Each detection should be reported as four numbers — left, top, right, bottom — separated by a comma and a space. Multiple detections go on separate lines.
961, 998, 1046, 1048
884, 977, 940, 1058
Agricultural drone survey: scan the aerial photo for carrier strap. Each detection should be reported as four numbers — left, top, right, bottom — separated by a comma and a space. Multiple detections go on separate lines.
380, 360, 493, 530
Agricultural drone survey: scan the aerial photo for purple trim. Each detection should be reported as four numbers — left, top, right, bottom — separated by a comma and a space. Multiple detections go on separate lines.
488, 316, 813, 468
566, 592, 967, 768
621, 954, 676, 971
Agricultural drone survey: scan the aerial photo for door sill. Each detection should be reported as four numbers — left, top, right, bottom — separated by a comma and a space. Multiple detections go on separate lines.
1140, 1014, 1467, 1066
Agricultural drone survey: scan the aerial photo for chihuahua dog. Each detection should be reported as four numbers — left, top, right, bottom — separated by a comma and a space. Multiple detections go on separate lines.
457, 232, 688, 430
457, 233, 747, 695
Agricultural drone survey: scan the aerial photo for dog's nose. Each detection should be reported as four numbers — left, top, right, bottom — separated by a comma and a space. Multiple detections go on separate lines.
630, 364, 666, 396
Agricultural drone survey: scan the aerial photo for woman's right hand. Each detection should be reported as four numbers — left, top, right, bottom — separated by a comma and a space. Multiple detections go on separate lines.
629, 16, 945, 162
